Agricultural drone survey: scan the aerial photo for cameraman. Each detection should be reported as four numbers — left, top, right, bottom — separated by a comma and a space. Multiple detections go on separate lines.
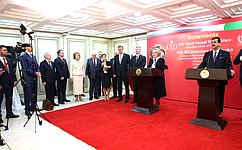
0, 45, 19, 123
21, 44, 41, 117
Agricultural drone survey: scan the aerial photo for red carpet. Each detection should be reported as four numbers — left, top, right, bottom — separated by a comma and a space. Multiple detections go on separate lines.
43, 98, 242, 150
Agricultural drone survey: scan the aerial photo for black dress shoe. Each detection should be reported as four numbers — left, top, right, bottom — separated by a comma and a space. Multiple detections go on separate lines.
81, 94, 85, 97
0, 118, 3, 123
59, 101, 65, 104
64, 99, 71, 102
125, 99, 129, 103
6, 114, 19, 118
89, 97, 93, 100
53, 103, 59, 106
94, 96, 99, 99
25, 111, 31, 118
111, 96, 117, 98
116, 98, 122, 102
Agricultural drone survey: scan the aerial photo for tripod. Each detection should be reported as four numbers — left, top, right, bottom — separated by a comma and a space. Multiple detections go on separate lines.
18, 47, 51, 132
0, 125, 10, 148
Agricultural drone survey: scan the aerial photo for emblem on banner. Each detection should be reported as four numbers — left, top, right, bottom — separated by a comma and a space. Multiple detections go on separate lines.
237, 35, 242, 46
136, 69, 142, 76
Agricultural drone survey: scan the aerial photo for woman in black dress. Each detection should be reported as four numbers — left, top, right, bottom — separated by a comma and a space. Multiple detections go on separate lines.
147, 45, 168, 107
101, 54, 112, 100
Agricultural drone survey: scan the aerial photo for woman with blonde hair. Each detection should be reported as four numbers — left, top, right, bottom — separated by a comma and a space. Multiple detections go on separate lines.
147, 45, 168, 107
71, 52, 85, 101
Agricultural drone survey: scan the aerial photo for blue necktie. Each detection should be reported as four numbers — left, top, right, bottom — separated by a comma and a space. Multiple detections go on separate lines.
213, 52, 217, 63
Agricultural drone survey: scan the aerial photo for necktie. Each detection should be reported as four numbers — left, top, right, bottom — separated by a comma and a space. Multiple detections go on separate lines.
213, 52, 217, 63
49, 61, 52, 69
119, 54, 122, 64
136, 55, 138, 63
94, 59, 97, 66
3, 57, 9, 73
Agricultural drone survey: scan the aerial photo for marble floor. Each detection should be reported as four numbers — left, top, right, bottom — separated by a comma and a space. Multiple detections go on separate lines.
0, 95, 103, 150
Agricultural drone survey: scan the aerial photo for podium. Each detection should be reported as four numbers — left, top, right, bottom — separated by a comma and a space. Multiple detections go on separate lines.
127, 68, 163, 115
185, 68, 228, 130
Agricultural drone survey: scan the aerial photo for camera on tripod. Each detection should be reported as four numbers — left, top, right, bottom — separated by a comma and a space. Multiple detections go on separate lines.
14, 42, 29, 54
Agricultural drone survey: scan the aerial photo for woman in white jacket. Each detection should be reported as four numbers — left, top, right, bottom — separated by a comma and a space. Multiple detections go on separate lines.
71, 52, 85, 101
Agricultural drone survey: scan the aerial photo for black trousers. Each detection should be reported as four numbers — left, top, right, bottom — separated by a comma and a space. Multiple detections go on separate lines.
133, 79, 138, 101
117, 76, 129, 99
23, 80, 37, 112
57, 79, 67, 102
0, 86, 13, 116
218, 83, 225, 113
112, 77, 117, 96
89, 78, 101, 98
45, 82, 55, 103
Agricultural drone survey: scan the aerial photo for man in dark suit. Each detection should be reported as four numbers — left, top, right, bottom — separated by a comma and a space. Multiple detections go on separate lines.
110, 51, 118, 98
198, 37, 235, 117
130, 46, 146, 103
40, 52, 59, 106
233, 49, 242, 87
54, 49, 70, 104
113, 45, 130, 103
0, 45, 19, 123
85, 51, 102, 100
21, 44, 41, 117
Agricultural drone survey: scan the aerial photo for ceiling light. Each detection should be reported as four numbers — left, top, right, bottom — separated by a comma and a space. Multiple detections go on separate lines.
13, 0, 99, 19
134, 12, 141, 17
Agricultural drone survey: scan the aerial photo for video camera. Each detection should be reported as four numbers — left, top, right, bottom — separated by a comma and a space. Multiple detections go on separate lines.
14, 42, 30, 54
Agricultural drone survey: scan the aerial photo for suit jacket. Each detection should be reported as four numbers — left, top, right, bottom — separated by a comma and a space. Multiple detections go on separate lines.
0, 57, 17, 88
114, 53, 130, 77
130, 55, 146, 68
110, 58, 116, 76
21, 52, 40, 83
54, 57, 70, 79
148, 58, 167, 98
40, 60, 56, 84
233, 49, 242, 82
85, 58, 102, 79
198, 49, 233, 84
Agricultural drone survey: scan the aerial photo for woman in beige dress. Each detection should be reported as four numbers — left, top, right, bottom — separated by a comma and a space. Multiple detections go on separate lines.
71, 52, 85, 101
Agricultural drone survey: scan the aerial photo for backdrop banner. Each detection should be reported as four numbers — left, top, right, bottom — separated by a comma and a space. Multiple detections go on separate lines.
147, 17, 242, 109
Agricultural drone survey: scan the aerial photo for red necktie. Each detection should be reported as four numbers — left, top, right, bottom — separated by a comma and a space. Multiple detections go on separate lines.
3, 57, 9, 73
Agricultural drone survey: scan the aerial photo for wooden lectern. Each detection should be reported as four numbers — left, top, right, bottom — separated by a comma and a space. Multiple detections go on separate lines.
127, 68, 163, 115
185, 68, 228, 130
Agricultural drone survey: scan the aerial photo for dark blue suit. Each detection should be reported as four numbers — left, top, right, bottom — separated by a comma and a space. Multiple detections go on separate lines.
21, 52, 40, 113
40, 60, 56, 103
114, 53, 130, 100
110, 58, 117, 97
130, 55, 146, 101
0, 57, 17, 117
54, 57, 70, 103
85, 58, 102, 98
198, 49, 233, 113
233, 49, 242, 87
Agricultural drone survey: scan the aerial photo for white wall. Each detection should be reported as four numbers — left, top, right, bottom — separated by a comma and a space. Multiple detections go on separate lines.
0, 28, 147, 99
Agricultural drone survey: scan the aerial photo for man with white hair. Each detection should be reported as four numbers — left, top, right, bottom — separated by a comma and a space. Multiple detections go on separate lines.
40, 52, 59, 106
85, 51, 102, 100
